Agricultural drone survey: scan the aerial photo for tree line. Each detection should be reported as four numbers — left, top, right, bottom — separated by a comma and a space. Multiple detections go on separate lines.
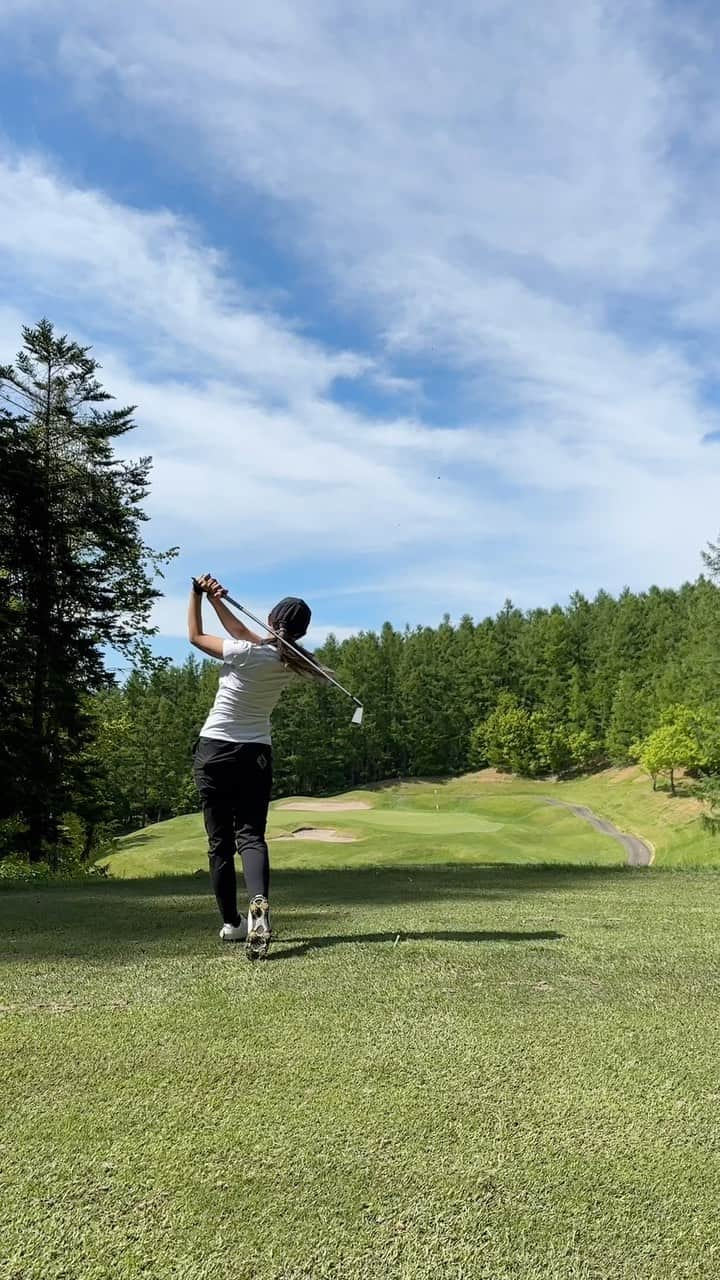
88, 576, 720, 837
2, 319, 720, 866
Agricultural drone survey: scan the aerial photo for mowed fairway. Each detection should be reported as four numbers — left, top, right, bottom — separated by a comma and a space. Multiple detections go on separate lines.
2, 775, 720, 1279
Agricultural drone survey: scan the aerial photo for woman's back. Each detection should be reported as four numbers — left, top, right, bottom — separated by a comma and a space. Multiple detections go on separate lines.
200, 639, 296, 745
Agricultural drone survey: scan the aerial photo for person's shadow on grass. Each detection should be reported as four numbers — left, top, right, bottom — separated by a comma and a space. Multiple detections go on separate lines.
267, 928, 563, 961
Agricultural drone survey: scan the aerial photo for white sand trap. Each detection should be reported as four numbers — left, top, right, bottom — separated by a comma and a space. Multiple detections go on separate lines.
277, 800, 371, 811
274, 827, 358, 843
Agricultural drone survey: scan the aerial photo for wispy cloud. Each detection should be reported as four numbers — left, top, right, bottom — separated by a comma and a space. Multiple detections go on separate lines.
0, 153, 364, 398
1, 0, 720, 640
0, 152, 497, 585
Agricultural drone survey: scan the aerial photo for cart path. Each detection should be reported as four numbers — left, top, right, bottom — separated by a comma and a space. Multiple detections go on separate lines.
544, 799, 653, 866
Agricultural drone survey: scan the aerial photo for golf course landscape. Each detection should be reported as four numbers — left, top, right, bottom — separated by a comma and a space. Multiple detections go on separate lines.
3, 768, 720, 1279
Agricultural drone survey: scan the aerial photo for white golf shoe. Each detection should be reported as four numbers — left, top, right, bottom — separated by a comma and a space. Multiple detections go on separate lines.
246, 895, 272, 961
219, 921, 247, 943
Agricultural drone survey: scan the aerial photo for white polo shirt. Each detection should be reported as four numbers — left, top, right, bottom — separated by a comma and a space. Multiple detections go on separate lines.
200, 640, 297, 745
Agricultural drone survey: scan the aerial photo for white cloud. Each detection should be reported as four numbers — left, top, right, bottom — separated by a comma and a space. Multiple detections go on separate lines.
34, 1, 679, 281
0, 151, 516, 617
0, 152, 365, 399
2, 1, 720, 631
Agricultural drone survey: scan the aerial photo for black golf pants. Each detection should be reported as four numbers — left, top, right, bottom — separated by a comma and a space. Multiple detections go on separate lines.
193, 737, 273, 926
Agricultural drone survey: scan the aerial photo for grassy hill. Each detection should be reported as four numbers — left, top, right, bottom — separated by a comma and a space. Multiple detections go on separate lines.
3, 768, 720, 1278
102, 766, 716, 879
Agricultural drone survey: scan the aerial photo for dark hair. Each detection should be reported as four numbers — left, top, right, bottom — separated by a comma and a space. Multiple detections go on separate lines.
262, 596, 331, 682
269, 596, 312, 640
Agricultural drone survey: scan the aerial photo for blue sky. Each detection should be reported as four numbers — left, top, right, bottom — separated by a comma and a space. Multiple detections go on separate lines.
2, 0, 720, 662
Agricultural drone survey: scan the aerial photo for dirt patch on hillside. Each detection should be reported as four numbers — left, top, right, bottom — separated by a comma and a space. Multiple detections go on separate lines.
462, 768, 514, 784
277, 801, 371, 811
608, 766, 641, 784
367, 776, 448, 789
273, 827, 358, 843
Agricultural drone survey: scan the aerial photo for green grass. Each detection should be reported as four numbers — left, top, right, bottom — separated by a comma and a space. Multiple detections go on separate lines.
104, 779, 627, 881
3, 773, 720, 1278
103, 766, 718, 881
550, 769, 712, 867
353, 767, 718, 869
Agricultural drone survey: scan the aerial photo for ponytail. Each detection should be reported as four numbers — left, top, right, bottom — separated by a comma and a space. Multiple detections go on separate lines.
263, 627, 333, 682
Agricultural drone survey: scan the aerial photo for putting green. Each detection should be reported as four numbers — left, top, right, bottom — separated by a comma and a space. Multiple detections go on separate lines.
309, 809, 503, 834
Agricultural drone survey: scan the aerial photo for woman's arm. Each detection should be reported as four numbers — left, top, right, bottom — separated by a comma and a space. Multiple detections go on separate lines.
205, 586, 263, 645
187, 583, 225, 660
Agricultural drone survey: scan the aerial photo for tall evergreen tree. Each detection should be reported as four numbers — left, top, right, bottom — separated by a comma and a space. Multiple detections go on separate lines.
605, 672, 647, 764
0, 409, 39, 833
0, 320, 173, 859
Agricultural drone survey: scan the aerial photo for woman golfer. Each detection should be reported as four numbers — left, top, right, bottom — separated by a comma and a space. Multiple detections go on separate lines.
188, 574, 322, 959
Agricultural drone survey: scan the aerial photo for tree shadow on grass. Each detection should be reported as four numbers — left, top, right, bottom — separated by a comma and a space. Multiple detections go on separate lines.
0, 861, 630, 964
268, 928, 564, 961
115, 833, 154, 851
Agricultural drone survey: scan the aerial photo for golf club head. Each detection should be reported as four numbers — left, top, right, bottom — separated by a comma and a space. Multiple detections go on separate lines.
351, 704, 364, 726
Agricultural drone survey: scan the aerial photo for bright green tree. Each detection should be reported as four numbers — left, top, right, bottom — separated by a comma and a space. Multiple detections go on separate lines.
567, 729, 603, 773
478, 695, 534, 774
632, 706, 707, 794
529, 711, 572, 776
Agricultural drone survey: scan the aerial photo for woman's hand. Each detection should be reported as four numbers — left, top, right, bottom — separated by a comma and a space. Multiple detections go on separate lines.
194, 574, 228, 602
194, 577, 262, 644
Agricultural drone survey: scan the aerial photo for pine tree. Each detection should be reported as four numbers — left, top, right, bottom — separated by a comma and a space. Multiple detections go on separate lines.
0, 410, 39, 838
606, 673, 647, 764
0, 320, 174, 859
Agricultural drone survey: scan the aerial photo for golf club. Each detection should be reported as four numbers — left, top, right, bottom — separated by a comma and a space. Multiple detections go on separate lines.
197, 582, 364, 725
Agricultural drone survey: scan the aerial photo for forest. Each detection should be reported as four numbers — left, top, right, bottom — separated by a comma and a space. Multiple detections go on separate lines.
88, 575, 720, 836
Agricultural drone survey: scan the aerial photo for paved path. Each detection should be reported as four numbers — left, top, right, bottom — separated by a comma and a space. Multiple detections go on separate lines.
544, 799, 653, 866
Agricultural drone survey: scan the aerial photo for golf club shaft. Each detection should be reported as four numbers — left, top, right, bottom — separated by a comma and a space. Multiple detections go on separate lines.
223, 594, 362, 708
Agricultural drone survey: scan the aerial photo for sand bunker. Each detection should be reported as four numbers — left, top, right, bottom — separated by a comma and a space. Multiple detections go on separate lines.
277, 800, 371, 811
274, 826, 358, 843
